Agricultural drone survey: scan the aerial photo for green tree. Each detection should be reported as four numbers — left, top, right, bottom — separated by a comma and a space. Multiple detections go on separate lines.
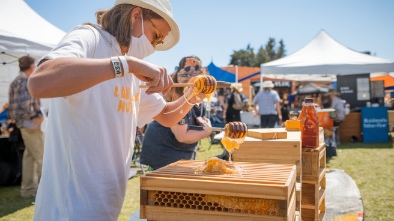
229, 44, 255, 67
229, 38, 286, 67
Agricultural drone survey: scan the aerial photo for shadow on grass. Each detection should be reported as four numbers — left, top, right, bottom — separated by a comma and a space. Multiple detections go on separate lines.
0, 185, 34, 217
336, 141, 393, 149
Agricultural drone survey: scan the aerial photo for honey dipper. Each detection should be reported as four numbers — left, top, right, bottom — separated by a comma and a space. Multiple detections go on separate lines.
189, 122, 248, 139
139, 78, 230, 89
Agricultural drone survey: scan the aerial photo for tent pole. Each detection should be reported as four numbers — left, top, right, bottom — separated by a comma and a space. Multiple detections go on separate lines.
235, 65, 238, 83
260, 65, 264, 92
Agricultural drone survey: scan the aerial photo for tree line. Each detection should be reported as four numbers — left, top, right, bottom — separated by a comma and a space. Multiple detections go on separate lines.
229, 38, 286, 67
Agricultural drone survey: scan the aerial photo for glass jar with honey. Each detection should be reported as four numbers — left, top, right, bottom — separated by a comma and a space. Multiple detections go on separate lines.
299, 98, 319, 148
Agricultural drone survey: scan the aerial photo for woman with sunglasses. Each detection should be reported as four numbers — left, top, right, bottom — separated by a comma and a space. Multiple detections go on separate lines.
140, 56, 213, 170
28, 1, 208, 221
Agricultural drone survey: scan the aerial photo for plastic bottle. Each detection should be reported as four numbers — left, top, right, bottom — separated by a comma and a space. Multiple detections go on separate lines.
285, 112, 301, 131
299, 98, 319, 148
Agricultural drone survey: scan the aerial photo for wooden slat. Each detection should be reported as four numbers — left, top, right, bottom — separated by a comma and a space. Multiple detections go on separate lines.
247, 128, 288, 140
142, 205, 291, 221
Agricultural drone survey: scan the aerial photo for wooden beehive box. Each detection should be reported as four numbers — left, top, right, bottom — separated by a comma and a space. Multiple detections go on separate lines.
247, 128, 288, 140
232, 132, 301, 182
140, 160, 296, 221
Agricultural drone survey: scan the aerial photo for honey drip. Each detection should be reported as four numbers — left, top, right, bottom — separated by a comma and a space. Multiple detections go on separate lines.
194, 157, 241, 175
195, 122, 247, 176
221, 122, 247, 163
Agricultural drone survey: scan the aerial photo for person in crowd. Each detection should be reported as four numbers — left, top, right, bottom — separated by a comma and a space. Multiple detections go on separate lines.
140, 56, 213, 170
329, 89, 345, 124
329, 89, 346, 146
253, 81, 282, 128
27, 1, 208, 220
0, 103, 8, 123
0, 103, 9, 135
7, 56, 44, 198
210, 88, 226, 127
280, 99, 290, 122
344, 103, 350, 116
223, 83, 248, 123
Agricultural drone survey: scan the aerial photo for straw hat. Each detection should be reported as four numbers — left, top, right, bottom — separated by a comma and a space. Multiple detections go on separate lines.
262, 81, 274, 88
231, 83, 243, 92
115, 0, 180, 51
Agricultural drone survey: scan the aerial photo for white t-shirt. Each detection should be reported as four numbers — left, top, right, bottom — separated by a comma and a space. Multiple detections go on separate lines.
33, 25, 165, 221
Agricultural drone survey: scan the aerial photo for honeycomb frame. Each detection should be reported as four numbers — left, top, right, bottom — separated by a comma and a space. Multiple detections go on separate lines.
147, 190, 281, 216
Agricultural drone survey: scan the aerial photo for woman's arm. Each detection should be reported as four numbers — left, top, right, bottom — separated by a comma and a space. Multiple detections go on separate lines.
28, 56, 171, 98
170, 123, 211, 144
154, 87, 210, 127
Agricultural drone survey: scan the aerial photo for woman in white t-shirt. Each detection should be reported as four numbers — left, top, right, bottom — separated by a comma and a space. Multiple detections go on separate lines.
28, 1, 207, 221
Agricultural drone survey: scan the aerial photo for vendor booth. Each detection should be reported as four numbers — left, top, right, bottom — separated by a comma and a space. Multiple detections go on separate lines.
260, 30, 394, 143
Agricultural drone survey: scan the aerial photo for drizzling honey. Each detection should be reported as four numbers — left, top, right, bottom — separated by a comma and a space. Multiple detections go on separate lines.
221, 122, 247, 163
187, 75, 217, 103
194, 122, 247, 176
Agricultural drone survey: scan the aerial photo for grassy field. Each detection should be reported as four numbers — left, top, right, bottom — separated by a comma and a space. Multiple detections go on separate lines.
326, 142, 393, 221
0, 138, 392, 221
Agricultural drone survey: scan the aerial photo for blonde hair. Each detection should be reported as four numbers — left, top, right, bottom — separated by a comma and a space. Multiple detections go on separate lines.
89, 4, 163, 49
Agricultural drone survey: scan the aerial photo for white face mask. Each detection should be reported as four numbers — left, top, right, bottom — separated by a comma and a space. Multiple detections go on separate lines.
127, 15, 155, 59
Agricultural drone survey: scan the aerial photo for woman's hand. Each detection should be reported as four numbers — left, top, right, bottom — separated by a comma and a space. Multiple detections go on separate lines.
196, 116, 212, 128
127, 56, 173, 95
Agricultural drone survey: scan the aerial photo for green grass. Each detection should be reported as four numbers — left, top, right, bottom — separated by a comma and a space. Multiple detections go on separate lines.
1, 138, 393, 220
326, 142, 394, 221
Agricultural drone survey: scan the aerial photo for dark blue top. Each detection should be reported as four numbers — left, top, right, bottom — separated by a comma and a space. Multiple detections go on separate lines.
0, 109, 7, 122
140, 105, 205, 170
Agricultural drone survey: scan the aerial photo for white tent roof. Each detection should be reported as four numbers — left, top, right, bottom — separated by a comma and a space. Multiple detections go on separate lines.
0, 0, 66, 58
260, 30, 394, 75
0, 0, 66, 105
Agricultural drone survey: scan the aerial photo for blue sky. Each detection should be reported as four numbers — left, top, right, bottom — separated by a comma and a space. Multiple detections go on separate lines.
25, 0, 394, 73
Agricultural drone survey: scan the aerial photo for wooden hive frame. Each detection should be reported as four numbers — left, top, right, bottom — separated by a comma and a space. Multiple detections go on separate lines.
140, 160, 297, 221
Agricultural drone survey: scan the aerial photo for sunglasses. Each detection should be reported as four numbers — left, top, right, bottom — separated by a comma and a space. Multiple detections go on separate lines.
184, 65, 200, 72
178, 65, 202, 78
149, 19, 164, 47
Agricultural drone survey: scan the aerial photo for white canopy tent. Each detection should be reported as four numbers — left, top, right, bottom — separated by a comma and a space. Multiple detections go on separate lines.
0, 0, 66, 105
260, 30, 394, 86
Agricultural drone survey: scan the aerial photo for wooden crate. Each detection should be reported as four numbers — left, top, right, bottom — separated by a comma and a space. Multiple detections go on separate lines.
302, 144, 326, 182
301, 195, 326, 221
140, 160, 296, 221
301, 144, 326, 221
301, 176, 326, 206
247, 128, 288, 140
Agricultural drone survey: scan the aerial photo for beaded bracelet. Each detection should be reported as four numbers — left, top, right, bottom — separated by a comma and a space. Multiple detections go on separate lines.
183, 94, 196, 105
